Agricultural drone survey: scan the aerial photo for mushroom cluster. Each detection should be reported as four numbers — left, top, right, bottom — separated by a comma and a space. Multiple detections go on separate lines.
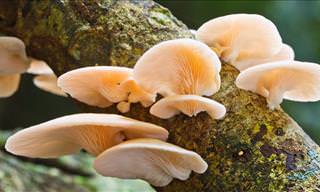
3, 37, 217, 187
57, 39, 226, 119
196, 13, 320, 109
0, 36, 65, 97
5, 113, 208, 187
134, 39, 226, 119
4, 12, 320, 189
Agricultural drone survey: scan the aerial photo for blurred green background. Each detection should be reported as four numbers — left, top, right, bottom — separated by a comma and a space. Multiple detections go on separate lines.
0, 1, 320, 191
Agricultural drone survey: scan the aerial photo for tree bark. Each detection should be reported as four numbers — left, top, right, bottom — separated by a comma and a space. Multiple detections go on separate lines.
1, 0, 320, 191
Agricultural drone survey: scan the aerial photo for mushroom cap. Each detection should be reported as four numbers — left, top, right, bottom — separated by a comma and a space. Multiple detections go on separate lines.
235, 43, 295, 71
27, 59, 66, 96
5, 113, 169, 158
150, 95, 226, 119
196, 14, 282, 70
57, 66, 133, 108
133, 39, 221, 97
0, 36, 30, 74
94, 138, 208, 187
27, 59, 54, 75
33, 75, 67, 97
0, 74, 20, 98
235, 61, 320, 109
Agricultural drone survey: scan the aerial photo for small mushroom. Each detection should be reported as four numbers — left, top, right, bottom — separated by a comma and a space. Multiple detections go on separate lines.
28, 59, 67, 96
0, 74, 20, 97
235, 61, 320, 109
57, 66, 133, 108
5, 113, 169, 158
0, 36, 30, 74
196, 14, 283, 71
121, 78, 156, 107
150, 95, 226, 119
94, 138, 208, 187
116, 101, 131, 113
133, 38, 221, 97
0, 37, 30, 97
133, 39, 224, 118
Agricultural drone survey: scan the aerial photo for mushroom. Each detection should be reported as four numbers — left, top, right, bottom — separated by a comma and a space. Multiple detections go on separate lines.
57, 66, 133, 108
235, 61, 320, 109
235, 43, 294, 71
133, 39, 224, 118
27, 59, 67, 96
5, 113, 169, 158
150, 95, 226, 119
133, 38, 221, 96
196, 14, 283, 71
0, 36, 30, 97
94, 138, 208, 187
0, 36, 30, 74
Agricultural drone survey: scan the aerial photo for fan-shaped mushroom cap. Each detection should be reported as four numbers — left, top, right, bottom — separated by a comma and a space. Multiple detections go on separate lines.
28, 59, 67, 96
27, 59, 54, 75
236, 61, 320, 109
0, 36, 30, 74
150, 95, 226, 119
58, 66, 133, 108
5, 113, 169, 158
94, 138, 208, 187
133, 39, 221, 97
0, 74, 20, 97
235, 43, 294, 71
33, 75, 67, 97
196, 14, 282, 70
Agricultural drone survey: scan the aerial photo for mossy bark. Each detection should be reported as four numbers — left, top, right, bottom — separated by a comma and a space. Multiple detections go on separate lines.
1, 0, 320, 191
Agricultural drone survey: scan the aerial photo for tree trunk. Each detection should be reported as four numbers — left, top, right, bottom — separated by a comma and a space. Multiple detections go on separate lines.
1, 0, 320, 191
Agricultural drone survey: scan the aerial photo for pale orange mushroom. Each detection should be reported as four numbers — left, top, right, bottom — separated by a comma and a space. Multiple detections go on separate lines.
94, 138, 208, 187
150, 95, 226, 119
0, 37, 30, 97
28, 59, 67, 96
236, 61, 320, 109
5, 113, 169, 158
196, 14, 283, 71
58, 66, 133, 108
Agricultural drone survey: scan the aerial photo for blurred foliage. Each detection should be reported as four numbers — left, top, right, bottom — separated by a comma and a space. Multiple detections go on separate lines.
0, 0, 320, 191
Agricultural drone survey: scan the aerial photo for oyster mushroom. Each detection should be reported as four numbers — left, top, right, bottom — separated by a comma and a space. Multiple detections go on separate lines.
133, 39, 225, 118
5, 113, 168, 158
150, 95, 226, 119
94, 138, 208, 187
27, 59, 67, 96
196, 14, 283, 71
0, 36, 30, 97
57, 66, 133, 108
236, 61, 320, 109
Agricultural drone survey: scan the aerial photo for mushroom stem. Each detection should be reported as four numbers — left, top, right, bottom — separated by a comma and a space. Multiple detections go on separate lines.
267, 85, 284, 110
